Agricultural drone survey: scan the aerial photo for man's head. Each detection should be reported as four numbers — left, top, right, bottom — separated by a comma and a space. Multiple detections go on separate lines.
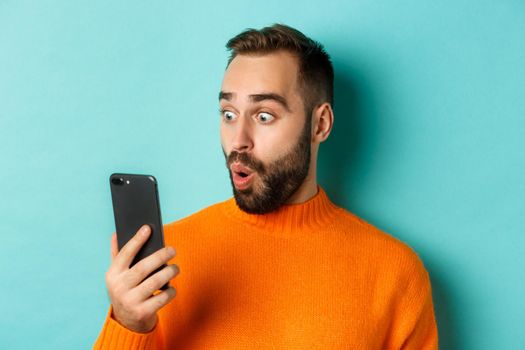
219, 24, 334, 214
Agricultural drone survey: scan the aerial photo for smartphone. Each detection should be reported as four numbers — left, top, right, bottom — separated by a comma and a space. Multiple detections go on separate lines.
109, 173, 168, 290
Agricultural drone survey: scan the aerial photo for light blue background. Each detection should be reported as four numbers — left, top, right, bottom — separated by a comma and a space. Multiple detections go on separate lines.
1, 1, 523, 349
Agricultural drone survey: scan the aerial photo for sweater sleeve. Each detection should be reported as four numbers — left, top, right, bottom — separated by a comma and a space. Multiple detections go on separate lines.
394, 255, 439, 350
92, 305, 164, 350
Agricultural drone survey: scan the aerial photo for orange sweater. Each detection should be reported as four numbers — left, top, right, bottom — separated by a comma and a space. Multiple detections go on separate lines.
94, 187, 438, 349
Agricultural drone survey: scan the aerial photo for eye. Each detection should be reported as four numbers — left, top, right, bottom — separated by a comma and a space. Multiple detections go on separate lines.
221, 110, 237, 122
257, 112, 275, 124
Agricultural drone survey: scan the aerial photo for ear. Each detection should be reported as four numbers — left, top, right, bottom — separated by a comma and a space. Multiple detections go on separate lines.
311, 102, 334, 143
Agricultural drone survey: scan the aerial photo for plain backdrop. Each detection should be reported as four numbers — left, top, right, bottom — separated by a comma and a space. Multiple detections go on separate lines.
1, 1, 524, 349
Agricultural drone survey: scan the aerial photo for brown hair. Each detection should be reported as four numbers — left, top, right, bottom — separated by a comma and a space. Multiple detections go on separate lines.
225, 23, 334, 116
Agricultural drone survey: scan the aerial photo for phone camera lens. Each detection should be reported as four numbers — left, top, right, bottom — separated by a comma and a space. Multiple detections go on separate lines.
112, 177, 124, 185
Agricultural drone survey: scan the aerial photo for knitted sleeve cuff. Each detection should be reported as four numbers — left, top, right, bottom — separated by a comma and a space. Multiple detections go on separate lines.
93, 305, 160, 350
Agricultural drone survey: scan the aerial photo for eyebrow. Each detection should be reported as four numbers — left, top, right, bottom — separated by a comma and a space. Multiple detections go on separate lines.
219, 91, 291, 112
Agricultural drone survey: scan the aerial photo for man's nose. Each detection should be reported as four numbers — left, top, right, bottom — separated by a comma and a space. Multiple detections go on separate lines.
231, 117, 253, 152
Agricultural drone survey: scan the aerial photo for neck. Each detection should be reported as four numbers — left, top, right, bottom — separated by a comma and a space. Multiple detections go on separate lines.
285, 158, 318, 204
224, 185, 340, 234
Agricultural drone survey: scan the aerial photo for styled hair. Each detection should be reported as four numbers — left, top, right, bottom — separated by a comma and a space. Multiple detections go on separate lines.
225, 23, 334, 115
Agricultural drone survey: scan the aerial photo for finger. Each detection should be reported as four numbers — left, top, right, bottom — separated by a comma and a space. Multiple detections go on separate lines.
110, 233, 118, 262
132, 264, 180, 300
141, 287, 177, 313
113, 225, 151, 271
126, 247, 177, 288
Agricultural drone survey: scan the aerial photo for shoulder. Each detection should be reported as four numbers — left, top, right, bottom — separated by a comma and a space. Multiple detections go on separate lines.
334, 207, 429, 276
163, 197, 230, 234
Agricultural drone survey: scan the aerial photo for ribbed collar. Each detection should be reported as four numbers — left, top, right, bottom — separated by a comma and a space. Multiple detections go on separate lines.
222, 186, 340, 234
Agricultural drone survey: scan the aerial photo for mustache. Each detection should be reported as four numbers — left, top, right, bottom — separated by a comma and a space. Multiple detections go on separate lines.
226, 151, 266, 174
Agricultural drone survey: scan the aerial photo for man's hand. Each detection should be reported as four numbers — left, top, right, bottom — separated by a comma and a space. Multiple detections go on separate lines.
105, 225, 179, 333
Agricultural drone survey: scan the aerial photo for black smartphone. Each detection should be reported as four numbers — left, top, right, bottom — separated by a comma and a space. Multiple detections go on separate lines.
109, 173, 168, 290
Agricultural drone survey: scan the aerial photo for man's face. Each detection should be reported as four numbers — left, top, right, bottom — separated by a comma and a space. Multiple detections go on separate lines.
219, 50, 311, 214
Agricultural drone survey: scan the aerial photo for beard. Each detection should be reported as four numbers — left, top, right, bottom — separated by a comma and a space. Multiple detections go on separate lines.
223, 116, 312, 214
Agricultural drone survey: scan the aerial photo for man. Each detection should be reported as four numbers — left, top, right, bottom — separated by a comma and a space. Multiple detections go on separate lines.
94, 24, 438, 349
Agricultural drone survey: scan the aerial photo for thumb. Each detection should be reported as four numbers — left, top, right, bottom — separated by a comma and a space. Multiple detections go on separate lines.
110, 233, 118, 262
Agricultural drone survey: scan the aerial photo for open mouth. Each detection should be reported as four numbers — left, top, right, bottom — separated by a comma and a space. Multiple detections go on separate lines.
230, 162, 255, 190
230, 162, 253, 177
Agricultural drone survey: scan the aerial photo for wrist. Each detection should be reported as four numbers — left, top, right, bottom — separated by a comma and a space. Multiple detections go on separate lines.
111, 308, 157, 334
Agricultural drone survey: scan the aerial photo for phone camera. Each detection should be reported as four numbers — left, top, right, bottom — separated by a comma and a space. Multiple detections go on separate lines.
111, 177, 125, 186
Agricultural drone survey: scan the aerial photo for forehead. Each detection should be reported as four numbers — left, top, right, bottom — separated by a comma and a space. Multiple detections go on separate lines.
221, 51, 300, 100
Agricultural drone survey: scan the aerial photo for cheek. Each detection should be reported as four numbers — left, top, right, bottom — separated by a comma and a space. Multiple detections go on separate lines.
252, 127, 289, 162
220, 125, 231, 154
